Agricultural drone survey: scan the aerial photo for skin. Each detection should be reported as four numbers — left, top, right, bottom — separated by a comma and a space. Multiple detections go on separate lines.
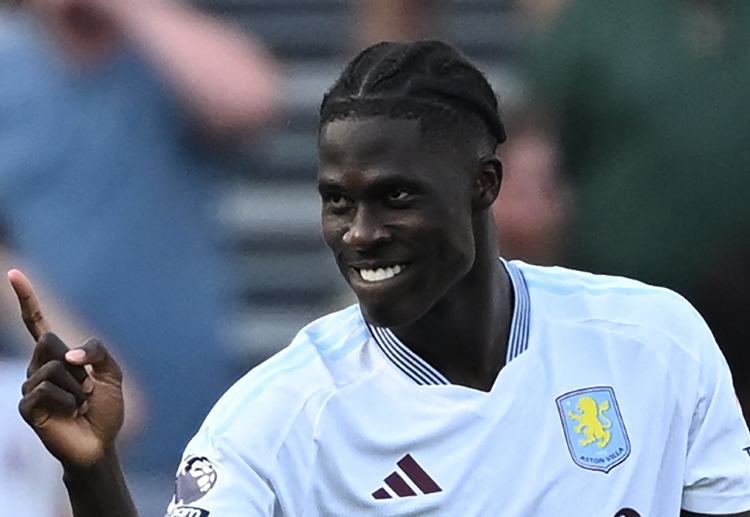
353, 0, 436, 50
319, 116, 510, 390
23, 0, 278, 136
10, 115, 750, 515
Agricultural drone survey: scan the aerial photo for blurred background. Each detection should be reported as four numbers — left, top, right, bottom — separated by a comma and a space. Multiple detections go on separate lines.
1, 0, 749, 516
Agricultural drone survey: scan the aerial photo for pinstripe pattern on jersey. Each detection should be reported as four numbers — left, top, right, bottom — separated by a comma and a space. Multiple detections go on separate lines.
505, 260, 531, 363
367, 324, 450, 385
367, 260, 532, 385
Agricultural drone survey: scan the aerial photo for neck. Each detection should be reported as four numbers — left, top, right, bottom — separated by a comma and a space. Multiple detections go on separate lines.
392, 219, 513, 391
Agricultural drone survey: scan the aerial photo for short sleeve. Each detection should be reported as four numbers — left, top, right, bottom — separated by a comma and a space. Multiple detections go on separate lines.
164, 426, 277, 517
681, 309, 750, 514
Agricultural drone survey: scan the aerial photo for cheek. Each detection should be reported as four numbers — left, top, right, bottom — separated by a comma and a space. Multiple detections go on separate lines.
442, 234, 476, 276
432, 215, 475, 262
321, 216, 344, 251
321, 228, 336, 251
433, 229, 476, 286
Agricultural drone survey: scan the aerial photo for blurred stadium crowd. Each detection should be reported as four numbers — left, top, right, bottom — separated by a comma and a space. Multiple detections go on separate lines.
1, 0, 749, 516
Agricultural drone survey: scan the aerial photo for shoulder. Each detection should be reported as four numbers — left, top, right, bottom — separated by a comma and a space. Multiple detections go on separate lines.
517, 261, 696, 315
195, 305, 371, 448
172, 306, 374, 509
514, 261, 707, 359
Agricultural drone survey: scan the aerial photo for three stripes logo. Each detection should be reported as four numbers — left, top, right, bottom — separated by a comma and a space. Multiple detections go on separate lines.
372, 454, 442, 500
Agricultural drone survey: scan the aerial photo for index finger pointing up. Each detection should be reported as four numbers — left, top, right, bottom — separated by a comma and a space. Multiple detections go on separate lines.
8, 269, 52, 342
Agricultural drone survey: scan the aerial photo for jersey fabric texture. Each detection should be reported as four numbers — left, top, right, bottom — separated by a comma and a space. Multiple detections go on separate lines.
0, 13, 235, 474
165, 261, 750, 517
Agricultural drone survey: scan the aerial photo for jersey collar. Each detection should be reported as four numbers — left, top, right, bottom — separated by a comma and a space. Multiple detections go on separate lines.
504, 259, 531, 363
367, 260, 531, 386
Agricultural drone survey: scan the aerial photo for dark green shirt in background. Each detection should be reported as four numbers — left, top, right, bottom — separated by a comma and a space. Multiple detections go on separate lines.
526, 0, 750, 300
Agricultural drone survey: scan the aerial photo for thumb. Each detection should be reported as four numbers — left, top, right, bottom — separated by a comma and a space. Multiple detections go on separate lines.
65, 338, 122, 384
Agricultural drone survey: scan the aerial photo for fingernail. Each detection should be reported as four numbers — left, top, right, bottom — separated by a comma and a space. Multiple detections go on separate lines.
79, 400, 90, 415
82, 378, 94, 394
65, 349, 85, 363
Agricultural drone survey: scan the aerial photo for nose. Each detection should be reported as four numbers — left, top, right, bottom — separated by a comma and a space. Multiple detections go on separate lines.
343, 205, 391, 249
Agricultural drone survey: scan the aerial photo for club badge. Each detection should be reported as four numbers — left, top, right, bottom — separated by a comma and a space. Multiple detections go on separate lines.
556, 386, 630, 473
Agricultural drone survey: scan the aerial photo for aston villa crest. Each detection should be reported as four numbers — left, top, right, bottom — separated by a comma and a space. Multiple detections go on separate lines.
556, 386, 630, 473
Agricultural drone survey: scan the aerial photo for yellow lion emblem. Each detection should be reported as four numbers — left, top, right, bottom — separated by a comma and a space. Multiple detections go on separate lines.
567, 397, 612, 448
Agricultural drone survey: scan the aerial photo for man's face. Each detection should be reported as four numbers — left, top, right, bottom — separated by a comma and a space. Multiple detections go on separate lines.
318, 116, 477, 328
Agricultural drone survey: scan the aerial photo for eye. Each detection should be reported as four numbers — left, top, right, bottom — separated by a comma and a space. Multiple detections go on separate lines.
387, 188, 412, 203
322, 192, 353, 213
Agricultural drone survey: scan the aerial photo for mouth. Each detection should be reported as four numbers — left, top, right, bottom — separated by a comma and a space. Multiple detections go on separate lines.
353, 264, 408, 283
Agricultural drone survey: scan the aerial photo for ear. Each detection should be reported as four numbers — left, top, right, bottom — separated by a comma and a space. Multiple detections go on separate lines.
472, 155, 502, 211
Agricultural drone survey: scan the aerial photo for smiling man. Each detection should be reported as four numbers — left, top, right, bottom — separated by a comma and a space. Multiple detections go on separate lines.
12, 41, 750, 517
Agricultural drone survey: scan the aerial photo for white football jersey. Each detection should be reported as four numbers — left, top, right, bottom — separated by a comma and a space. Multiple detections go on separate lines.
165, 261, 750, 517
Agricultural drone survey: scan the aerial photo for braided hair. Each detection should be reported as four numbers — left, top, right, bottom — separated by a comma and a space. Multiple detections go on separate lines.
320, 40, 506, 152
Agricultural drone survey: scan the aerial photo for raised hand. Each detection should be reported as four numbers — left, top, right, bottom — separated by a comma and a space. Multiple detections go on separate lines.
10, 269, 125, 467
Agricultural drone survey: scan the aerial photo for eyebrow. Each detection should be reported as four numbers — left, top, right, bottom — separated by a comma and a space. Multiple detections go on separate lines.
317, 179, 344, 194
317, 176, 426, 196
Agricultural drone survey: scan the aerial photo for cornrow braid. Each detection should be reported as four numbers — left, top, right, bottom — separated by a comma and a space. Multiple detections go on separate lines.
320, 40, 506, 147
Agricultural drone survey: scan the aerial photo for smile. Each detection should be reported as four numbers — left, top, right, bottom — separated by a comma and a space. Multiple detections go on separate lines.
357, 264, 407, 283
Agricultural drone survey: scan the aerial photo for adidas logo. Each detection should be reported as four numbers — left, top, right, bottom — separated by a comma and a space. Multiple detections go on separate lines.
372, 454, 442, 500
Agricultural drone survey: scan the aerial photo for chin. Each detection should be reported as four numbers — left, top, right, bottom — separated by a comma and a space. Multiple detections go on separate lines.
358, 299, 426, 329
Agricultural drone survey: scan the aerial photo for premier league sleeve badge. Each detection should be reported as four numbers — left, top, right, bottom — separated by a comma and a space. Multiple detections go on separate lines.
556, 386, 631, 473
165, 456, 218, 517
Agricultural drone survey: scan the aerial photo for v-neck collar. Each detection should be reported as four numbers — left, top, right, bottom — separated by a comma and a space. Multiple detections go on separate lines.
366, 260, 531, 386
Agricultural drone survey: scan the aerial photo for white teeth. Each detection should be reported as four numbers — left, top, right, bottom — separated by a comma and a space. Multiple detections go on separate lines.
359, 264, 404, 282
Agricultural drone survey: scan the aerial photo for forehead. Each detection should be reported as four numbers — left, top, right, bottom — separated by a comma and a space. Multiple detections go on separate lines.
318, 116, 469, 195
318, 117, 424, 167
317, 116, 473, 198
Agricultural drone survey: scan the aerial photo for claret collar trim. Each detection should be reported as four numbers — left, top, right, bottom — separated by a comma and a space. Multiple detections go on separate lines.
368, 260, 531, 386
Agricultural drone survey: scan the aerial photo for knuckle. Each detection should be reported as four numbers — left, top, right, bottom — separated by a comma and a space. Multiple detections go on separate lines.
22, 361, 62, 393
37, 379, 55, 394
39, 360, 66, 378
17, 398, 34, 424
18, 387, 42, 416
21, 378, 33, 396
26, 310, 44, 324
84, 337, 104, 352
38, 332, 59, 346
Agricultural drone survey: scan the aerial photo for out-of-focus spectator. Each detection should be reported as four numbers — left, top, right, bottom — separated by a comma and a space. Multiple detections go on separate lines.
352, 0, 437, 50
493, 108, 571, 265
0, 0, 278, 513
513, 0, 569, 31
524, 0, 750, 412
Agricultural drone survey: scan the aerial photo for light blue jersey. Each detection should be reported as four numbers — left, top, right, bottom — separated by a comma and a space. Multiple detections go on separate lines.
166, 261, 750, 517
